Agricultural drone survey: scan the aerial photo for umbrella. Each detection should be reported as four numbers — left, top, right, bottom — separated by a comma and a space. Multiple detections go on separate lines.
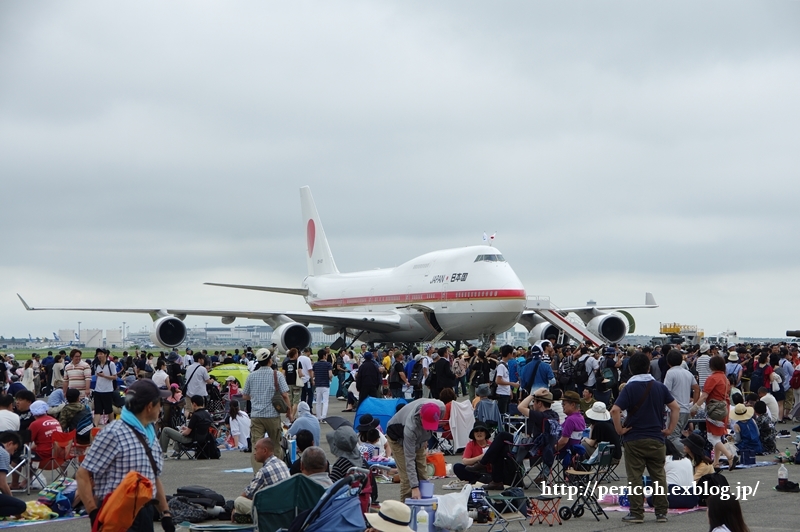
209, 364, 251, 386
324, 416, 353, 431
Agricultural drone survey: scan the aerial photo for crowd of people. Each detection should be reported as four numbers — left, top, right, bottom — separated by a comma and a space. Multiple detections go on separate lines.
2, 336, 788, 530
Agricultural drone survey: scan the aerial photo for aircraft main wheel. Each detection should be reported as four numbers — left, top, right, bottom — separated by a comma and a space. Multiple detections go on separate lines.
573, 506, 585, 518
559, 507, 572, 521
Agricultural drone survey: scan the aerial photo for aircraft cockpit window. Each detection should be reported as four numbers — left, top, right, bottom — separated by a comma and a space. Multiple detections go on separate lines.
474, 254, 506, 263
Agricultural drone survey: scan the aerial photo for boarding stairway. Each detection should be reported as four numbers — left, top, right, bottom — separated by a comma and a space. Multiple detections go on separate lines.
526, 296, 604, 346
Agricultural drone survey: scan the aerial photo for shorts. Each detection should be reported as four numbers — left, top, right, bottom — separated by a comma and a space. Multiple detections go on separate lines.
772, 388, 786, 401
707, 433, 723, 447
93, 391, 115, 415
288, 385, 303, 406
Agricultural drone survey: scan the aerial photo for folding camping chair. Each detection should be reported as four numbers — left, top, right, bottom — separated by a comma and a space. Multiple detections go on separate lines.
558, 444, 613, 522
276, 472, 368, 532
548, 444, 586, 485
29, 431, 72, 485
472, 488, 528, 532
9, 445, 40, 495
251, 473, 327, 531
174, 426, 219, 460
475, 399, 503, 432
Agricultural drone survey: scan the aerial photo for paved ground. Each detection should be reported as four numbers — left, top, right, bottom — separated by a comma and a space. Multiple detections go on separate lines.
20, 399, 800, 531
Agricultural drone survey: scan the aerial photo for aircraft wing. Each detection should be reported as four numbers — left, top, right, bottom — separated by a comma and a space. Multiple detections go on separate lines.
17, 294, 403, 334
557, 292, 657, 324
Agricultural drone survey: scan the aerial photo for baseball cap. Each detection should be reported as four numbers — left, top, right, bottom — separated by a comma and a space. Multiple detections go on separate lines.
419, 403, 441, 431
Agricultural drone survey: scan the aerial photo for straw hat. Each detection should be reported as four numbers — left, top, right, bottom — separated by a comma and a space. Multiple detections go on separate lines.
364, 500, 414, 532
729, 403, 754, 422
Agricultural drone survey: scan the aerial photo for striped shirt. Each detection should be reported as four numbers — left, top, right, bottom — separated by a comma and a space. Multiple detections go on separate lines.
695, 355, 711, 389
64, 361, 92, 398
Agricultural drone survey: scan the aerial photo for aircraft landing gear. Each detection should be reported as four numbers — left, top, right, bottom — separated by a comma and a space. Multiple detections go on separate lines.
478, 333, 496, 351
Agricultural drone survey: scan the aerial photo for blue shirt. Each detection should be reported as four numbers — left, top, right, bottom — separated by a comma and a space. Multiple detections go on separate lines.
508, 358, 519, 383
287, 414, 321, 446
614, 379, 674, 443
520, 358, 555, 391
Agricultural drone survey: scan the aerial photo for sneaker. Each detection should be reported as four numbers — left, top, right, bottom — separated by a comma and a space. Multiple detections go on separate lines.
656, 514, 668, 523
621, 513, 644, 523
443, 480, 468, 490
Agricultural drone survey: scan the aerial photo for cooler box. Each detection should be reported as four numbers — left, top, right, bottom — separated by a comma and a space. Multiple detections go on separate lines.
405, 498, 445, 532
741, 450, 756, 465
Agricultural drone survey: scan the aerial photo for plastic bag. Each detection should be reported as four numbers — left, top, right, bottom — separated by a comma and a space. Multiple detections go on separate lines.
434, 484, 472, 532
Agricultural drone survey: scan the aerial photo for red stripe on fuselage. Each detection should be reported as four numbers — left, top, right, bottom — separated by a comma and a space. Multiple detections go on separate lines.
308, 289, 526, 309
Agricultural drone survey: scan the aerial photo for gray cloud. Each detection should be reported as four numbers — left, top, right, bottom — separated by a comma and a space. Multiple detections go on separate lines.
2, 1, 799, 338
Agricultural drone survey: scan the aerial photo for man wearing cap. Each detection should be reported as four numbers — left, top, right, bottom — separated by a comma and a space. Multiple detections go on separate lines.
516, 388, 560, 483
520, 345, 555, 395
28, 400, 63, 467
556, 391, 586, 453
610, 353, 680, 524
243, 348, 290, 469
183, 353, 211, 400
385, 399, 445, 501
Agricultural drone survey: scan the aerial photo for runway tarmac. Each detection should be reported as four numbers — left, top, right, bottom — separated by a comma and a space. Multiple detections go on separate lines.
20, 401, 800, 532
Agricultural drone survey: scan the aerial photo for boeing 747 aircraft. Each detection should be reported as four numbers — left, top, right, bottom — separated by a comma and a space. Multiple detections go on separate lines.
18, 187, 656, 352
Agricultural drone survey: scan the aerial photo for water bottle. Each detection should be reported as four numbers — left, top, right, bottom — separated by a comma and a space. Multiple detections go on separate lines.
778, 464, 788, 488
416, 507, 429, 531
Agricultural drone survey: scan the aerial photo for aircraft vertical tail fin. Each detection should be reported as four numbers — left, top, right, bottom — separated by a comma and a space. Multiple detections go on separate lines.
300, 186, 339, 277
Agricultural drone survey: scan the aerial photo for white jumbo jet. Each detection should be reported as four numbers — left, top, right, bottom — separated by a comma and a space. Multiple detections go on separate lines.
18, 186, 656, 352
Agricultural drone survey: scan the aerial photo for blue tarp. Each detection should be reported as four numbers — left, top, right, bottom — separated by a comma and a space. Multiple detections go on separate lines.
354, 397, 407, 432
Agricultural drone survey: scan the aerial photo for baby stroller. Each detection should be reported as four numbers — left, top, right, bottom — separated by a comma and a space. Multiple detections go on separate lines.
205, 384, 227, 422
280, 471, 369, 532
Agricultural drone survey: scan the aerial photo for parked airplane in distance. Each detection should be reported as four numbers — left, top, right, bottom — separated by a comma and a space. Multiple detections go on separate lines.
18, 186, 656, 352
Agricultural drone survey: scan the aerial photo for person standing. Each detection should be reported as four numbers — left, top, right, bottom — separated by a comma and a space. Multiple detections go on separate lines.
334, 350, 348, 400
432, 347, 456, 399
243, 348, 290, 469
663, 349, 699, 454
51, 353, 65, 392
355, 352, 381, 400
690, 355, 738, 469
93, 349, 117, 427
388, 351, 409, 399
694, 344, 713, 390
494, 346, 518, 415
281, 348, 302, 422
386, 399, 445, 501
312, 350, 333, 421
63, 349, 92, 400
610, 353, 680, 524
183, 353, 211, 402
297, 348, 314, 406
77, 379, 174, 532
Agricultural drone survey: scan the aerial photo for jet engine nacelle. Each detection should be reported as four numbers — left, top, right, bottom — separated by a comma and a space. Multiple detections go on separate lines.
528, 322, 560, 345
149, 316, 187, 348
272, 322, 312, 354
586, 312, 629, 344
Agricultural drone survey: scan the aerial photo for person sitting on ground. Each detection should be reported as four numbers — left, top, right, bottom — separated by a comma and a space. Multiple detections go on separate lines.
343, 377, 360, 413
730, 403, 762, 454
646, 439, 697, 509
581, 402, 622, 463
29, 400, 63, 468
680, 433, 716, 482
357, 414, 391, 458
365, 500, 414, 532
226, 400, 251, 451
451, 423, 493, 486
757, 387, 779, 421
232, 437, 291, 521
287, 401, 320, 446
289, 429, 316, 475
159, 395, 212, 458
0, 432, 27, 518
46, 388, 66, 409
752, 400, 777, 454
728, 393, 745, 430
300, 446, 333, 488
550, 388, 566, 423
328, 425, 367, 483
58, 388, 94, 444
707, 492, 751, 532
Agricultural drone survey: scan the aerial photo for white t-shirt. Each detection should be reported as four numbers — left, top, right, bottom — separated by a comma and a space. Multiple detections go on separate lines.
94, 361, 117, 393
298, 355, 313, 384
664, 456, 694, 487
581, 355, 599, 387
495, 363, 511, 396
229, 411, 252, 449
185, 363, 209, 397
0, 410, 20, 432
152, 369, 169, 389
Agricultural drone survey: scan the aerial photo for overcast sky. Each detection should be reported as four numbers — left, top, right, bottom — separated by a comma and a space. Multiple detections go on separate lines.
2, 1, 799, 340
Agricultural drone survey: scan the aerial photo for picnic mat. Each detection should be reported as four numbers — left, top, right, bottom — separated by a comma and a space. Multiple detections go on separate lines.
223, 467, 254, 473
733, 461, 777, 469
0, 516, 86, 528
602, 505, 704, 515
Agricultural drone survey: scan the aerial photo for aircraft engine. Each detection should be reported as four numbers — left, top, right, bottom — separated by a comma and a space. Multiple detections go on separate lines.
527, 322, 560, 345
149, 316, 187, 348
272, 322, 313, 354
586, 312, 629, 344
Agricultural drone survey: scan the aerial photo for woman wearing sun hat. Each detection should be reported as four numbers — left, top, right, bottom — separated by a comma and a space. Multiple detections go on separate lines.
582, 402, 621, 462
730, 403, 762, 454
449, 422, 493, 488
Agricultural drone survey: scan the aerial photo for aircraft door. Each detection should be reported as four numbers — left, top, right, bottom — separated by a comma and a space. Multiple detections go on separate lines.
441, 279, 449, 309
368, 288, 374, 312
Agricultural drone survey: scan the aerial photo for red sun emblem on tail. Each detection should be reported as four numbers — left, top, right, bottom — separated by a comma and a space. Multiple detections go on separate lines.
307, 219, 316, 257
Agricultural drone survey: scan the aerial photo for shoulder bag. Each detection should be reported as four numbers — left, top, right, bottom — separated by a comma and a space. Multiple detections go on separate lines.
271, 370, 289, 414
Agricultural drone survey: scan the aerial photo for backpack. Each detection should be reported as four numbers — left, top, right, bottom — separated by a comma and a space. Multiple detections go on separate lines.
602, 367, 617, 387
558, 357, 575, 386
389, 363, 401, 384
408, 362, 424, 387
71, 407, 95, 445
573, 356, 590, 385
167, 496, 207, 523
750, 363, 765, 392
790, 369, 800, 390
93, 471, 154, 532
